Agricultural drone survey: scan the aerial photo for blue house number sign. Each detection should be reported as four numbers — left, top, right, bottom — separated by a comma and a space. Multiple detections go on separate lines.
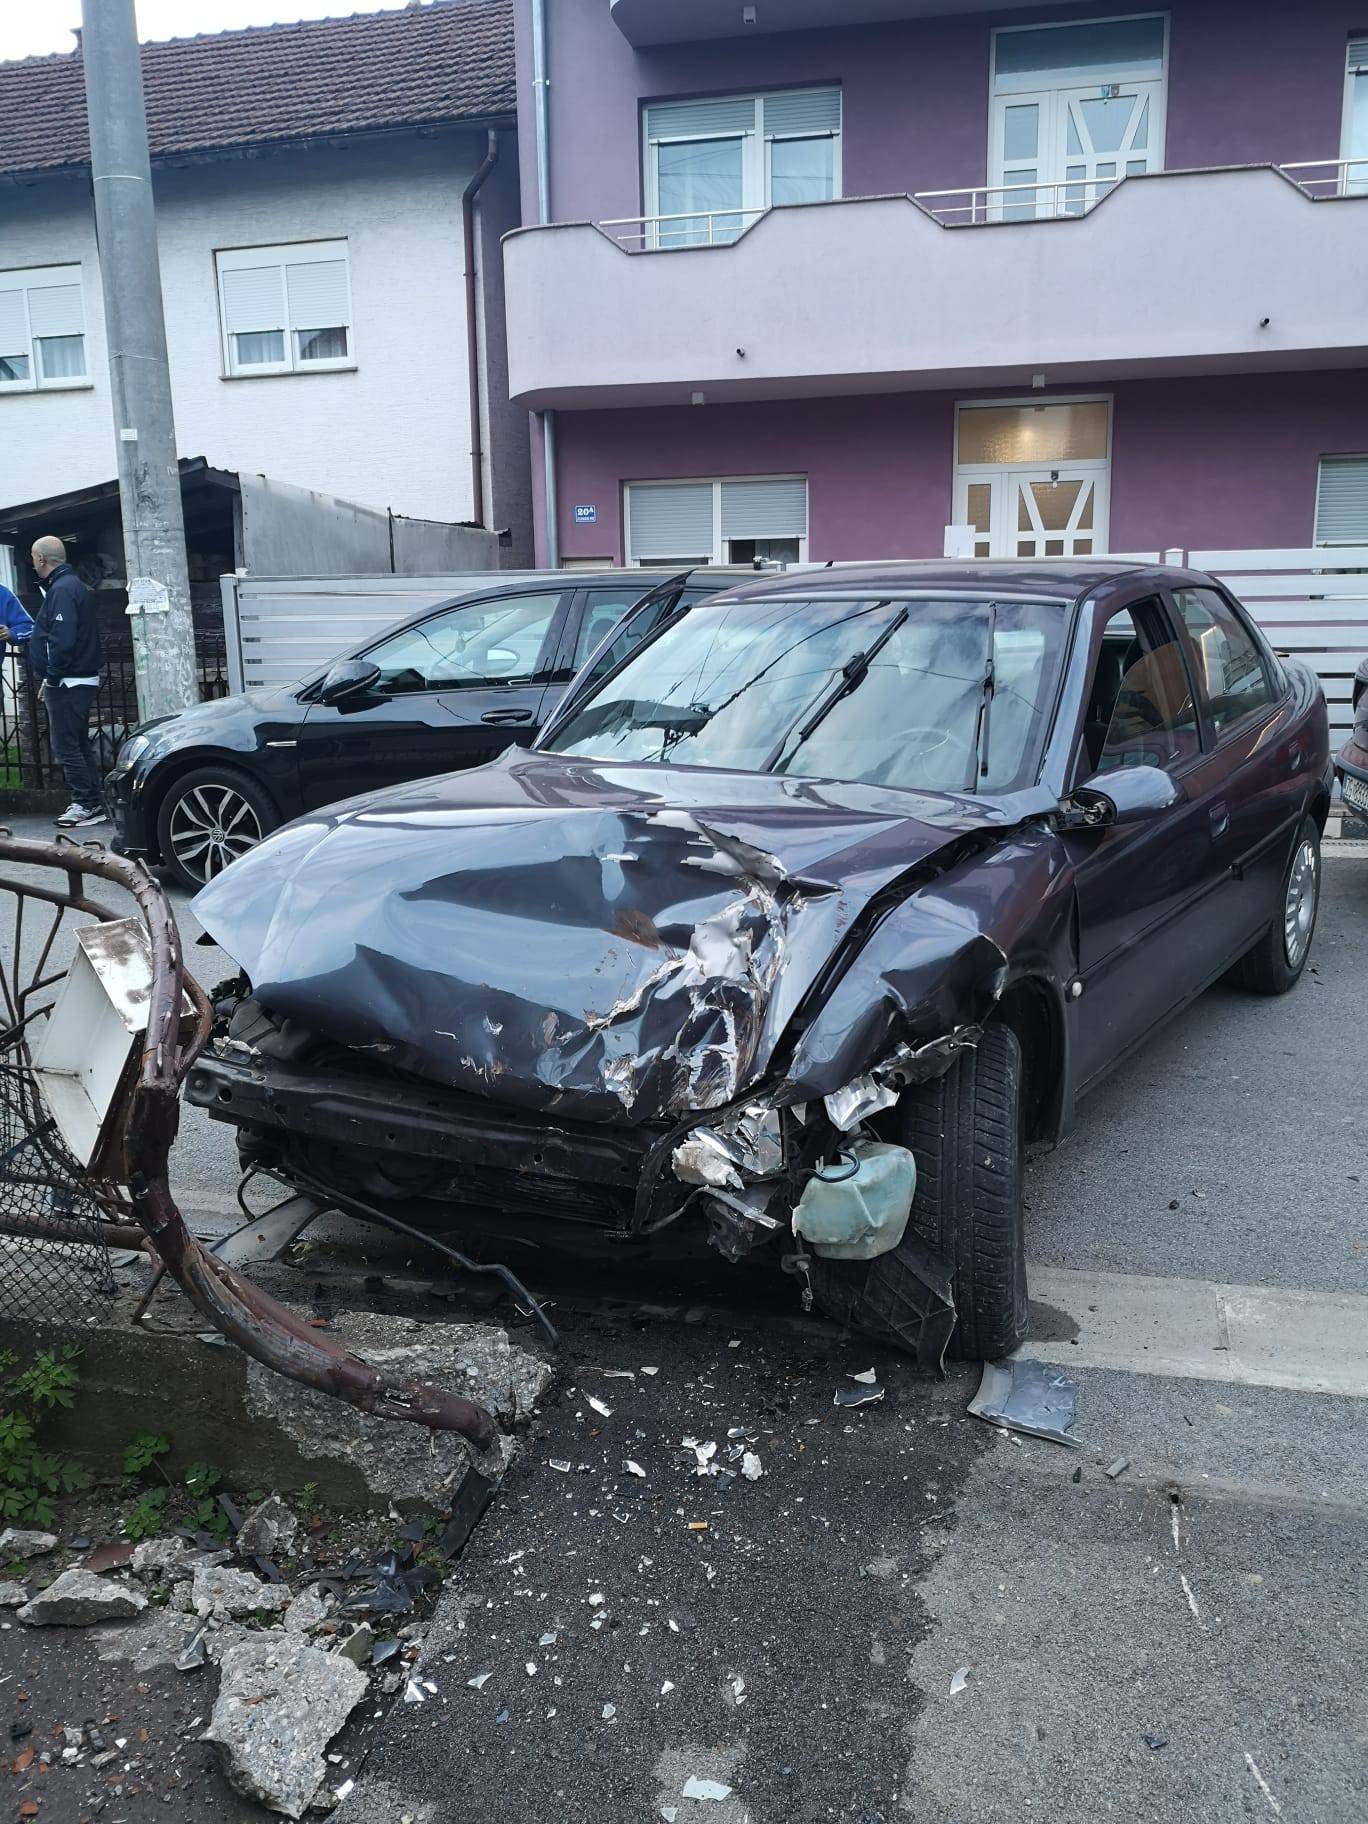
573, 504, 597, 524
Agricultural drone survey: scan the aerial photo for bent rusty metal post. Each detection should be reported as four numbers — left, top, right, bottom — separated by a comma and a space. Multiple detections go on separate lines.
0, 833, 498, 1451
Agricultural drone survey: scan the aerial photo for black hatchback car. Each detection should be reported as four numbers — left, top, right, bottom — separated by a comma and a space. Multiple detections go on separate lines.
107, 570, 730, 887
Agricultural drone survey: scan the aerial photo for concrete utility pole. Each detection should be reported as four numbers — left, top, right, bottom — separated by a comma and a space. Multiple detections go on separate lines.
81, 0, 198, 719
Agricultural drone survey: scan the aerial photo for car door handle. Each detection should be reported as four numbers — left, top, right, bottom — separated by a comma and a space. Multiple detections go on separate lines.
1288, 738, 1304, 774
481, 708, 534, 725
1209, 802, 1230, 838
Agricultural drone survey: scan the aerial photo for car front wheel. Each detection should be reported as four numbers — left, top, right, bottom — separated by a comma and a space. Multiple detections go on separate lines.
1227, 814, 1321, 995
807, 1024, 1028, 1363
155, 766, 278, 891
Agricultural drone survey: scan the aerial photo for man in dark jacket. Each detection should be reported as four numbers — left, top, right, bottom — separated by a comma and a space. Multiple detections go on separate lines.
29, 535, 106, 828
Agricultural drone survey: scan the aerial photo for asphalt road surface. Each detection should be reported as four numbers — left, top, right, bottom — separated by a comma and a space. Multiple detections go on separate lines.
4, 815, 1366, 1822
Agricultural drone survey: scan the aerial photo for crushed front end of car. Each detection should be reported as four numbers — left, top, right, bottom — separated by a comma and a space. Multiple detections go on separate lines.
187, 749, 1023, 1367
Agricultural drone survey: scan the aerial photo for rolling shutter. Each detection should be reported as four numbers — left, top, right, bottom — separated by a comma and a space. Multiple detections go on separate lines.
1349, 36, 1368, 69
26, 282, 83, 340
627, 482, 715, 560
286, 258, 349, 331
0, 286, 27, 359
720, 477, 808, 540
645, 96, 755, 139
1315, 456, 1368, 545
762, 88, 841, 137
221, 265, 285, 335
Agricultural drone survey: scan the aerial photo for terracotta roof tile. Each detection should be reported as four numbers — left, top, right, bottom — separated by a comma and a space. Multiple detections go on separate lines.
0, 0, 513, 178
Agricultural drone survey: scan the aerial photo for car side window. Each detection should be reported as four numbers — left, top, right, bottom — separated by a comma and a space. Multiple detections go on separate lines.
577, 587, 711, 689
365, 592, 562, 696
1171, 587, 1275, 738
572, 588, 650, 671
1078, 598, 1201, 780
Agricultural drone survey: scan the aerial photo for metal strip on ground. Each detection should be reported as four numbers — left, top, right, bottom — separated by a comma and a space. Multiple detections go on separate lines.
1026, 1263, 1368, 1397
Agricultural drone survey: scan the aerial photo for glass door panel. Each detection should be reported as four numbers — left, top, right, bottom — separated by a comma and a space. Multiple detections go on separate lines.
655, 137, 745, 246
1057, 84, 1160, 214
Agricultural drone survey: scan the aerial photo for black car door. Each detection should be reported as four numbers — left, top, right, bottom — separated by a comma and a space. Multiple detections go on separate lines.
1063, 593, 1239, 1090
295, 588, 571, 810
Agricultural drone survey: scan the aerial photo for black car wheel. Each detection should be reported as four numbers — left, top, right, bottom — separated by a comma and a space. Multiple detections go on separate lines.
807, 1024, 1028, 1363
156, 766, 278, 890
1227, 814, 1321, 996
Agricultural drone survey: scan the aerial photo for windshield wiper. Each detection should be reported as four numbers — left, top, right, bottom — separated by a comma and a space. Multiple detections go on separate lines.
764, 601, 905, 772
966, 602, 998, 791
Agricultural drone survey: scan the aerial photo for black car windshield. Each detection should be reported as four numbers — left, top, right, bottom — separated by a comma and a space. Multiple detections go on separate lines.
545, 594, 1065, 792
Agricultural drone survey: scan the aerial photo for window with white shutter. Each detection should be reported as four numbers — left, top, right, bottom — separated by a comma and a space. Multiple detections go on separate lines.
1344, 36, 1368, 194
626, 476, 808, 566
642, 88, 841, 247
216, 240, 352, 375
0, 265, 88, 391
1315, 456, 1368, 545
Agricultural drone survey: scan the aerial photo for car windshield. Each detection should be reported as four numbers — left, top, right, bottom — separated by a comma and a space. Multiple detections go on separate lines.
545, 594, 1065, 792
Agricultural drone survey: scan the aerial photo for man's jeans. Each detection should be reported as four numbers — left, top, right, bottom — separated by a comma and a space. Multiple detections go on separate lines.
44, 683, 102, 806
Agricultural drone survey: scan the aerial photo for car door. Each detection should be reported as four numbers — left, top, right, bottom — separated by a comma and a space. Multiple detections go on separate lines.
1167, 584, 1300, 957
295, 588, 570, 810
1062, 593, 1240, 1090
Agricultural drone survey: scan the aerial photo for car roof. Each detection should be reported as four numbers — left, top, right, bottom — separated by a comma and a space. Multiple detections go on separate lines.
711, 559, 1205, 602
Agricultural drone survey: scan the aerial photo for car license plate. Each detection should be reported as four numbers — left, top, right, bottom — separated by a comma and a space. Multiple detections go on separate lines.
1345, 774, 1368, 813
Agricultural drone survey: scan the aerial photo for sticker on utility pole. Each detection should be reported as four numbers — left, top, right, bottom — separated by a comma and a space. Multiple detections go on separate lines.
573, 504, 598, 524
126, 576, 171, 615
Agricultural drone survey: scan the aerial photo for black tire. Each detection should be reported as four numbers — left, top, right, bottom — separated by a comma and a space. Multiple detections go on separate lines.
1226, 814, 1321, 996
807, 1025, 1027, 1363
155, 765, 278, 891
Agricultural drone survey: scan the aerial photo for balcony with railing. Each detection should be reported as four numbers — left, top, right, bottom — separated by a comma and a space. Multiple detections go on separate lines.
505, 162, 1368, 410
609, 0, 1042, 46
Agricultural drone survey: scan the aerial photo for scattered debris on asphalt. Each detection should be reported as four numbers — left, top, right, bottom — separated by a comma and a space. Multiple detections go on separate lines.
1105, 1456, 1131, 1480
968, 1359, 1082, 1447
682, 1775, 734, 1801
835, 1383, 886, 1407
949, 1666, 971, 1695
205, 1634, 368, 1818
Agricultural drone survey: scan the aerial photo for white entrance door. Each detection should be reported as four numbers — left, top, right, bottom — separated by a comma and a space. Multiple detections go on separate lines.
990, 81, 1160, 217
955, 465, 1109, 560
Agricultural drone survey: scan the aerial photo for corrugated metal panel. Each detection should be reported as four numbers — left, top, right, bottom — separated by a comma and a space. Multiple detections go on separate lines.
221, 264, 285, 334
720, 477, 808, 538
26, 283, 82, 339
286, 258, 350, 331
1314, 457, 1368, 545
762, 88, 841, 136
645, 96, 755, 139
628, 482, 715, 559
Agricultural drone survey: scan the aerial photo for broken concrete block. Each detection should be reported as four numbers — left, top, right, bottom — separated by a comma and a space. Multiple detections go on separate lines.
283, 1588, 332, 1636
131, 1537, 196, 1581
170, 1579, 195, 1613
192, 1563, 291, 1621
0, 1528, 57, 1562
205, 1636, 367, 1819
335, 1624, 373, 1666
18, 1569, 147, 1626
0, 1581, 28, 1607
242, 1312, 548, 1510
235, 1495, 300, 1563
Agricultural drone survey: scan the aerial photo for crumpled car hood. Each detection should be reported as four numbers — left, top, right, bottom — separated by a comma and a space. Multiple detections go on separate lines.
194, 750, 1017, 1124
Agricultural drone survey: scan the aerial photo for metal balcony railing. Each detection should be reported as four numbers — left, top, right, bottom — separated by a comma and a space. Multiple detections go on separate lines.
597, 161, 1368, 251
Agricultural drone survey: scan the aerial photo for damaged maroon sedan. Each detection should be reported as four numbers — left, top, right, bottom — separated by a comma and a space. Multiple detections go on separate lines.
187, 562, 1330, 1364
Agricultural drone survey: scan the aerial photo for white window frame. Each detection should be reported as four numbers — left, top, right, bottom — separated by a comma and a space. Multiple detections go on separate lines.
1341, 37, 1368, 194
953, 393, 1113, 560
0, 264, 90, 394
642, 89, 842, 247
624, 475, 809, 568
987, 13, 1169, 215
215, 239, 354, 378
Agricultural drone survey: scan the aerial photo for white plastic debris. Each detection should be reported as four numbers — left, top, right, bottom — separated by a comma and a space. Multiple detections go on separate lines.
467, 1672, 492, 1689
741, 1453, 763, 1482
588, 1397, 613, 1419
602, 1703, 616, 1721
850, 1368, 879, 1384
589, 1593, 606, 1607
641, 1366, 659, 1376
834, 1384, 885, 1408
682, 1777, 733, 1801
731, 1676, 747, 1705
526, 1662, 538, 1676
949, 1666, 970, 1696
625, 1460, 646, 1478
549, 1459, 572, 1473
661, 1680, 675, 1695
335, 1780, 355, 1802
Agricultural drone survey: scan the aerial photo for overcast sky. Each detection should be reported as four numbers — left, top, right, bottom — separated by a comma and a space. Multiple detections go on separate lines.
1, 0, 411, 63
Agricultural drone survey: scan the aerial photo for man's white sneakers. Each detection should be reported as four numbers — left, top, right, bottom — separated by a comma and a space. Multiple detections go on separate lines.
54, 803, 108, 829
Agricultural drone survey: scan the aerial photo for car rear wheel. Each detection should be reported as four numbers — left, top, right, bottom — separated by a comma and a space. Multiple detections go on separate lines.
807, 1025, 1028, 1363
156, 766, 278, 891
1226, 814, 1321, 995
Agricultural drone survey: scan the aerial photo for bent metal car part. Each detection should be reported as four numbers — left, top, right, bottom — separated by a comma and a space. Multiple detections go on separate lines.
0, 831, 497, 1450
185, 562, 1333, 1365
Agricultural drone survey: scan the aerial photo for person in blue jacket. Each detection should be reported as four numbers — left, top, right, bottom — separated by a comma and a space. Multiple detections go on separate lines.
0, 579, 35, 645
28, 535, 106, 827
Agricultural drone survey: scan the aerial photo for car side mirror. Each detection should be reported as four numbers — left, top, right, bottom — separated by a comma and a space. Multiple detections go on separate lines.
1061, 762, 1181, 830
316, 658, 382, 707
